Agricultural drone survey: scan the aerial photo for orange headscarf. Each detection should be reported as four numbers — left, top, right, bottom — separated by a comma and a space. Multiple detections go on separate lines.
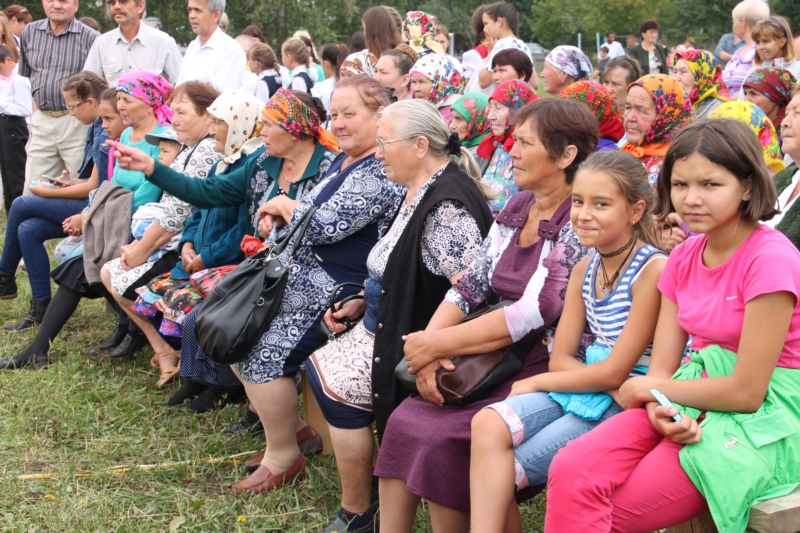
262, 88, 338, 152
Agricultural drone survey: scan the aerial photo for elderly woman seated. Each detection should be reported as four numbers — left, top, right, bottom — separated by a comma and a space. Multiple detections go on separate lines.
541, 45, 594, 96
304, 100, 494, 533
374, 98, 600, 533
110, 76, 405, 495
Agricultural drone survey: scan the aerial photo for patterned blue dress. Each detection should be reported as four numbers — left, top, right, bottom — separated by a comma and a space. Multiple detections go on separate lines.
235, 156, 404, 384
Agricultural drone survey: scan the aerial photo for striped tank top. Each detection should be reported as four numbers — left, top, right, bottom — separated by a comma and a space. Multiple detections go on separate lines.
582, 244, 666, 375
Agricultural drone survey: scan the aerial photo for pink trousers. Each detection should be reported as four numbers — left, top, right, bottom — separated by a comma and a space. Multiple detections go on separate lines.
545, 408, 709, 532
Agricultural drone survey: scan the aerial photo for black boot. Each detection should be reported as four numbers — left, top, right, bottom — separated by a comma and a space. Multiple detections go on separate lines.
0, 272, 17, 300
168, 381, 208, 406
3, 298, 50, 331
99, 324, 129, 351
0, 349, 48, 370
110, 332, 148, 359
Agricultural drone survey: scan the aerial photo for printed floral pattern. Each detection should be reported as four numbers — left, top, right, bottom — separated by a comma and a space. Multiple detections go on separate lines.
451, 93, 491, 147
545, 45, 593, 81
743, 67, 797, 133
341, 50, 376, 77
562, 81, 625, 142
403, 11, 444, 56
262, 88, 338, 150
116, 71, 173, 126
675, 49, 731, 109
709, 101, 785, 174
482, 148, 517, 215
411, 54, 465, 107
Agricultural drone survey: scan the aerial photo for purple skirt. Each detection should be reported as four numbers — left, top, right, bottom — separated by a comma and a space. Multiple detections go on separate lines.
374, 344, 550, 514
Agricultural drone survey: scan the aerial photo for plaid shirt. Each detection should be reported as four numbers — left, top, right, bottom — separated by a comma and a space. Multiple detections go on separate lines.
19, 18, 97, 111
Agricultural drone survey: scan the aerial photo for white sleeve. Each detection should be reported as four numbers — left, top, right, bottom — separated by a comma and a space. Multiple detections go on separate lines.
82, 40, 104, 80
290, 75, 308, 92
163, 36, 184, 85
211, 44, 247, 91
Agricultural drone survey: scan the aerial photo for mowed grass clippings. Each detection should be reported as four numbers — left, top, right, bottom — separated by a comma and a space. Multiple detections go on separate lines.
0, 211, 546, 532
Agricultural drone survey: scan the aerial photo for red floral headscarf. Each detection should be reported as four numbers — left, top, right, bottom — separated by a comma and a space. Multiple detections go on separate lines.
562, 81, 625, 142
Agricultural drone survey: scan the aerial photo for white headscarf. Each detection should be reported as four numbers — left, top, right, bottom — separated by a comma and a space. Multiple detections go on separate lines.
207, 90, 265, 173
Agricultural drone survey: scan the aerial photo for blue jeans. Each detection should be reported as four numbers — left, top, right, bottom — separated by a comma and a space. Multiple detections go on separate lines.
487, 391, 624, 489
0, 194, 87, 299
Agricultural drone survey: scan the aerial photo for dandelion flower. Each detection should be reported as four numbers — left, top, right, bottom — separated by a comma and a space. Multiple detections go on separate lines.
237, 516, 246, 523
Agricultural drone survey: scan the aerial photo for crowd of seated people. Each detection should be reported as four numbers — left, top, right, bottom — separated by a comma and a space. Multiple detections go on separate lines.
2, 1, 800, 532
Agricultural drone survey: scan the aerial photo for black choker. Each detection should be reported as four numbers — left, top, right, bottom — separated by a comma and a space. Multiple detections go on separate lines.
599, 233, 636, 258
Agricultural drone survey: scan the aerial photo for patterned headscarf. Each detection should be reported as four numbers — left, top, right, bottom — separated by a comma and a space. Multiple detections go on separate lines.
742, 67, 797, 134
116, 71, 173, 126
340, 50, 376, 77
207, 90, 265, 173
451, 93, 491, 148
545, 45, 593, 81
410, 54, 465, 108
621, 74, 695, 159
262, 88, 338, 152
674, 50, 731, 109
562, 81, 625, 142
709, 101, 785, 175
477, 80, 538, 159
403, 11, 444, 56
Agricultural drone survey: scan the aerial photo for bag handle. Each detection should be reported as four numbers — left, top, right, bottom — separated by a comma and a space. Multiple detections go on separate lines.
329, 282, 365, 310
269, 205, 319, 260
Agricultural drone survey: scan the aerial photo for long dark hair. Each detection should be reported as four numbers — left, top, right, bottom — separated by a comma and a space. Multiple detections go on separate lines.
362, 6, 403, 57
485, 2, 520, 36
472, 5, 489, 48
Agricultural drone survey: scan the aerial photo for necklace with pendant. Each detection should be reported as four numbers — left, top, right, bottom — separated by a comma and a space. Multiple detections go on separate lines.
599, 239, 637, 298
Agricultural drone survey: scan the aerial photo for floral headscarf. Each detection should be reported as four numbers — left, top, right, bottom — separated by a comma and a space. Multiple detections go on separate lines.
262, 88, 338, 152
116, 71, 173, 126
742, 67, 797, 134
621, 74, 694, 158
562, 81, 625, 142
674, 50, 730, 109
340, 50, 376, 77
477, 80, 538, 159
207, 90, 265, 173
451, 93, 491, 148
545, 45, 593, 81
403, 11, 444, 57
410, 54, 465, 108
709, 101, 785, 175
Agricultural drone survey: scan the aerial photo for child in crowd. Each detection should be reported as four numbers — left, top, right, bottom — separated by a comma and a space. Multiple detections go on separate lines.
597, 44, 610, 78
0, 43, 30, 213
470, 150, 666, 532
247, 42, 281, 102
281, 37, 314, 93
545, 118, 800, 532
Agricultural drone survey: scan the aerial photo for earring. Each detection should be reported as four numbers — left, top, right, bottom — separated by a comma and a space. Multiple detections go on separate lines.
743, 195, 750, 200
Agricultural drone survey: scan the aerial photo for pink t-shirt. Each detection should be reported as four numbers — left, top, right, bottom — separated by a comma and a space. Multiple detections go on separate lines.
658, 225, 800, 368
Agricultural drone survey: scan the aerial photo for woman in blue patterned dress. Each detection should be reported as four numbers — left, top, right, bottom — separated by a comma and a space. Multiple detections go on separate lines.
111, 76, 404, 494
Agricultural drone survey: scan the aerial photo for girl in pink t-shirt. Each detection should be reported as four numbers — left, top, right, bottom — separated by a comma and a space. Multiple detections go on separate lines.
545, 118, 800, 532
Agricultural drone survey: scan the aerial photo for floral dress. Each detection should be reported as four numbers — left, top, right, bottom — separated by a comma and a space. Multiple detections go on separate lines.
235, 156, 404, 384
482, 146, 517, 215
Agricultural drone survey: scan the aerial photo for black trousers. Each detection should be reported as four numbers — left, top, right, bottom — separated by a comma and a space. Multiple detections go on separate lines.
0, 114, 29, 213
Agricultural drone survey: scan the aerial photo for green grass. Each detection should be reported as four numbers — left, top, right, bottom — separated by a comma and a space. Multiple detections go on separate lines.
0, 211, 546, 532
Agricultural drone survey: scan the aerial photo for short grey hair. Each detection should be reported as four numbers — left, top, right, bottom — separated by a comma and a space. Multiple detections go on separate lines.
205, 0, 225, 15
382, 100, 496, 201
732, 0, 769, 28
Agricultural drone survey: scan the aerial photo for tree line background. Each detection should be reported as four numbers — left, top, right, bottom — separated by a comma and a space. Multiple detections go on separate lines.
21, 0, 800, 53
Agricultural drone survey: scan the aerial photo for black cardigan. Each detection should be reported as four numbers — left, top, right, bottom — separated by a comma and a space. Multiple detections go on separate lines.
628, 43, 668, 75
371, 163, 494, 438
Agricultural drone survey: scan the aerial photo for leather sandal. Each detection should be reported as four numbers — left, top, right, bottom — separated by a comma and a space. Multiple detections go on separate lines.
152, 350, 181, 388
231, 454, 309, 495
244, 425, 323, 473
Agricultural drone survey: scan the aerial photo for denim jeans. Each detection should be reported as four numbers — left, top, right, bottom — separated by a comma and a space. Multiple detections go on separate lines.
487, 391, 624, 489
0, 194, 87, 299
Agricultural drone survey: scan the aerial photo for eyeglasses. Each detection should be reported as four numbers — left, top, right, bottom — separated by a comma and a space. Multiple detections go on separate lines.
376, 136, 413, 151
106, 0, 131, 5
67, 100, 88, 112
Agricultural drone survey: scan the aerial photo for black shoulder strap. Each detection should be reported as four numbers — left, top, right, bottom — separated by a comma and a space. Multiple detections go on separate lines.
293, 71, 313, 93
262, 75, 281, 98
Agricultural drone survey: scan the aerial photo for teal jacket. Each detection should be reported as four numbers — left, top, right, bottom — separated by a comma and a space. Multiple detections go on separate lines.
146, 141, 337, 235
672, 345, 800, 533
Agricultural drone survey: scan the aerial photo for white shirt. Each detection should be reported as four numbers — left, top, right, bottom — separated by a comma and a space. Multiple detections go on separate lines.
0, 72, 32, 117
462, 49, 492, 95
606, 40, 626, 58
311, 76, 335, 115
289, 64, 311, 92
254, 69, 280, 102
83, 23, 183, 86
177, 27, 246, 92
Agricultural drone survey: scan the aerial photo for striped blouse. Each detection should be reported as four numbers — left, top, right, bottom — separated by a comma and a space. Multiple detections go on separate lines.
19, 18, 97, 111
582, 244, 666, 374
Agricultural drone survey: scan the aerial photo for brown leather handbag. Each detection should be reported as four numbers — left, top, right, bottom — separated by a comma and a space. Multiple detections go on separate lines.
395, 301, 537, 406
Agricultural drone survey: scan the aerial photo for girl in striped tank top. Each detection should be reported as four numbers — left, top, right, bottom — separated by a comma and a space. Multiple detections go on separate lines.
469, 151, 666, 532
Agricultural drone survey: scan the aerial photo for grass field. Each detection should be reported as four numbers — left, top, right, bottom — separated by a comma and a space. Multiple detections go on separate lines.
0, 212, 546, 532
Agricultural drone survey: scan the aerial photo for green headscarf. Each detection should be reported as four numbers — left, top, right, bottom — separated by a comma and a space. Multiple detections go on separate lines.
451, 92, 491, 148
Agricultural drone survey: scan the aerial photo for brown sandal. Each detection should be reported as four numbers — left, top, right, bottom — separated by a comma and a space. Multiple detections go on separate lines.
151, 350, 180, 388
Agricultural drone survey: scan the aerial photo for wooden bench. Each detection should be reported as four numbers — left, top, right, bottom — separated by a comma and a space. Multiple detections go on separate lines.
300, 371, 333, 455
666, 485, 800, 533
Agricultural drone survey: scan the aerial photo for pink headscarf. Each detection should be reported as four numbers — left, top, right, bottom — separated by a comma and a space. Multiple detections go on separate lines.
116, 71, 174, 126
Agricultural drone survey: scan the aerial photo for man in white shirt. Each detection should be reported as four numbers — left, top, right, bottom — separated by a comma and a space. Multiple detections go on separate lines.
177, 0, 245, 92
83, 0, 183, 87
605, 31, 626, 59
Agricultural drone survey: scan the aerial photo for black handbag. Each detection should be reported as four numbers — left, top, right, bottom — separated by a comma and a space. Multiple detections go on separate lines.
316, 282, 365, 348
395, 300, 536, 406
195, 206, 319, 364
